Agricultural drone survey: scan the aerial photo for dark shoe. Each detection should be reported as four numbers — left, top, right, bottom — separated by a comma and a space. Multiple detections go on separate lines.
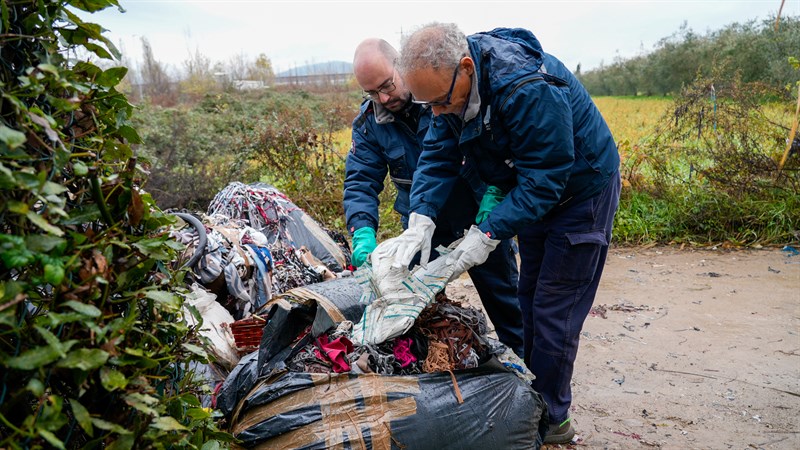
543, 417, 575, 444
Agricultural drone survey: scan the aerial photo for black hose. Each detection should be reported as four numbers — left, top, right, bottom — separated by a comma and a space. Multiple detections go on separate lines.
173, 213, 207, 270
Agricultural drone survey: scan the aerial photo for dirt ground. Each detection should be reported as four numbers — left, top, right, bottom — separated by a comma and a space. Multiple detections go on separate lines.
449, 245, 800, 450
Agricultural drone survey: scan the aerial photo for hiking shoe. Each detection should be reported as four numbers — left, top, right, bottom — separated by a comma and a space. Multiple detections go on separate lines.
543, 417, 575, 444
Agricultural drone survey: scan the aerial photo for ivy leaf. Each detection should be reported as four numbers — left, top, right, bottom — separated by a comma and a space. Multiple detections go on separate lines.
117, 125, 141, 144
56, 348, 109, 370
69, 398, 94, 436
97, 67, 127, 87
26, 211, 64, 236
100, 367, 128, 392
5, 345, 62, 370
0, 124, 26, 150
201, 442, 222, 450
150, 416, 187, 431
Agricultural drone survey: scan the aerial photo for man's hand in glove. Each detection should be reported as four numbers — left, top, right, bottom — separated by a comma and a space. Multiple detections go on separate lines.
371, 212, 436, 269
476, 186, 505, 224
446, 225, 500, 281
351, 227, 376, 267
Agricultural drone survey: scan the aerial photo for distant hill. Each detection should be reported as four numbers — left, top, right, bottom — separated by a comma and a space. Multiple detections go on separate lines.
277, 61, 352, 77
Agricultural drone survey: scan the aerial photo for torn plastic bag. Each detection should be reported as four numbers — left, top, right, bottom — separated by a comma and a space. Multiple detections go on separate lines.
217, 277, 366, 418
229, 366, 548, 449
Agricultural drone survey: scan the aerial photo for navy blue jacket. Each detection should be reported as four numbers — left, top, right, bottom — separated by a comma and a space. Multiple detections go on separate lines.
410, 28, 620, 240
344, 99, 485, 235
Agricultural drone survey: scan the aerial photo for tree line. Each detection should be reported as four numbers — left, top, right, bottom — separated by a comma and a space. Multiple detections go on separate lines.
577, 16, 800, 97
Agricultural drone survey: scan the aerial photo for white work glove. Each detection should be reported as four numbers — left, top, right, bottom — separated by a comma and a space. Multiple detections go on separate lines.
372, 213, 435, 269
445, 225, 500, 281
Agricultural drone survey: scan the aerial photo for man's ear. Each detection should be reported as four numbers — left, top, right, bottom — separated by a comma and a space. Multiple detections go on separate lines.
461, 56, 475, 76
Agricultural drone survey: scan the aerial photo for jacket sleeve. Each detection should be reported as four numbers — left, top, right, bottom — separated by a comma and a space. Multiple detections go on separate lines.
343, 122, 388, 234
479, 79, 575, 240
409, 117, 462, 220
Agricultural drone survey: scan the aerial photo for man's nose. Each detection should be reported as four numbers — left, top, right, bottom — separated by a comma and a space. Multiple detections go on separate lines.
378, 92, 391, 103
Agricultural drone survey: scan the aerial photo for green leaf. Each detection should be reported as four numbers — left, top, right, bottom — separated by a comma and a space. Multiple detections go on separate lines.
0, 124, 26, 150
97, 67, 127, 87
117, 125, 141, 144
100, 367, 128, 391
185, 407, 211, 420
145, 290, 180, 309
62, 204, 101, 225
91, 417, 130, 434
83, 42, 112, 60
26, 211, 64, 236
133, 238, 171, 260
69, 398, 94, 436
124, 393, 158, 415
38, 429, 66, 450
56, 348, 109, 370
150, 416, 187, 431
25, 235, 66, 253
0, 0, 9, 35
5, 345, 62, 370
101, 142, 132, 161
0, 162, 14, 188
106, 433, 134, 450
26, 378, 45, 397
64, 300, 101, 318
201, 442, 222, 450
181, 343, 209, 360
73, 160, 89, 176
34, 325, 68, 358
43, 263, 65, 285
42, 180, 68, 195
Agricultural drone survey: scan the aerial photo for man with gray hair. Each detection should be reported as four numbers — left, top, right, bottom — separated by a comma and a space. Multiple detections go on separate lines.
375, 23, 621, 444
343, 38, 524, 358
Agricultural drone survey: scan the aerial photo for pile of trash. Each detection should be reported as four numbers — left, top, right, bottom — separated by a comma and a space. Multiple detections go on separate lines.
171, 182, 549, 449
171, 182, 351, 321
217, 250, 548, 449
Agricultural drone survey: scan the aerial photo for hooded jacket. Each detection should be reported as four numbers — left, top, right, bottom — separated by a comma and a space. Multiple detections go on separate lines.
409, 28, 620, 240
344, 99, 485, 234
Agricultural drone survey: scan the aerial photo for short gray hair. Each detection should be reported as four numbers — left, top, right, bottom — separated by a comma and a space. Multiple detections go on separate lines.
398, 22, 468, 75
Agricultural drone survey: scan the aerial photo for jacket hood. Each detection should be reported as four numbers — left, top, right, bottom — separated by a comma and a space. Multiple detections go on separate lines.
468, 28, 545, 93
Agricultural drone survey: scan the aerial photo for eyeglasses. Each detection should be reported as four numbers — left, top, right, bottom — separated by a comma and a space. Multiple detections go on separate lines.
412, 63, 460, 107
363, 72, 397, 100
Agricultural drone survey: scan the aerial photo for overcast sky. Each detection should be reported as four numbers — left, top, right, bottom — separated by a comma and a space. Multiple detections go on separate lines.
84, 0, 796, 75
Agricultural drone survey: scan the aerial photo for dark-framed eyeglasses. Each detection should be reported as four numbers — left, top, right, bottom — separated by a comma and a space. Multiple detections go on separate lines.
363, 73, 397, 100
412, 63, 460, 107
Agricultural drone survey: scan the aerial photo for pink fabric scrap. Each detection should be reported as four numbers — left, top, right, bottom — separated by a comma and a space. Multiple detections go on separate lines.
393, 337, 417, 368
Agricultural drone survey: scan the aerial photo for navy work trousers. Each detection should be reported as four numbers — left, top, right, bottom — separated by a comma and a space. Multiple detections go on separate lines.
517, 173, 621, 424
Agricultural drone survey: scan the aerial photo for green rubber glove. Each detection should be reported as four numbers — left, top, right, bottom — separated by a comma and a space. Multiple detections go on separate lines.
351, 227, 377, 267
476, 186, 506, 224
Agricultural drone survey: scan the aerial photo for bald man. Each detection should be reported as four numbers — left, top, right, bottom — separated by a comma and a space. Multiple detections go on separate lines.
342, 38, 524, 357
